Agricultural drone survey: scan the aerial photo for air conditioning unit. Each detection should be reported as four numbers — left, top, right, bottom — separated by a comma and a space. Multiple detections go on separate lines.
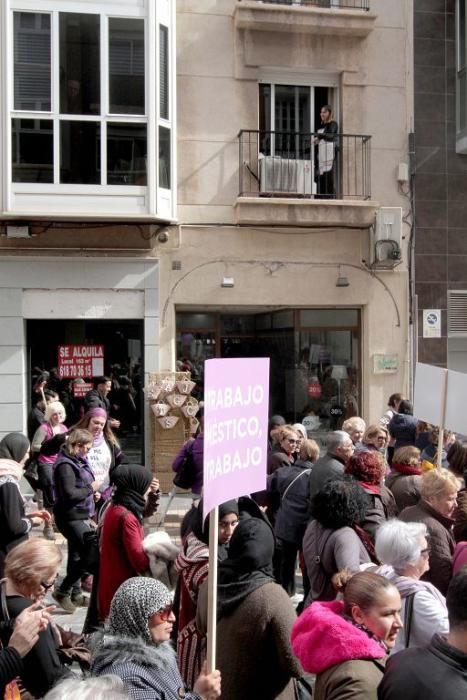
370, 207, 403, 269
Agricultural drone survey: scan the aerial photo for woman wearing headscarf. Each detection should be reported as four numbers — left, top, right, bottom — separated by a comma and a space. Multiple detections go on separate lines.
0, 433, 50, 576
197, 515, 301, 700
97, 464, 153, 623
175, 499, 238, 688
92, 577, 221, 700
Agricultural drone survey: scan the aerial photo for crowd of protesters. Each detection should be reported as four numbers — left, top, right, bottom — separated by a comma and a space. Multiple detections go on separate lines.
0, 386, 466, 699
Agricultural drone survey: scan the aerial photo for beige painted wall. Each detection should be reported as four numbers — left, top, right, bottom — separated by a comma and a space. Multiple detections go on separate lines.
176, 0, 413, 219
159, 0, 414, 423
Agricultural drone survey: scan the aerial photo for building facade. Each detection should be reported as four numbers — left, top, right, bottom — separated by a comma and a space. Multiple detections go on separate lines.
414, 0, 467, 373
162, 0, 413, 446
0, 0, 413, 468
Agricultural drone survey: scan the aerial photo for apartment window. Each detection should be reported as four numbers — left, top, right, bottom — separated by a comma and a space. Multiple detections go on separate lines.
5, 1, 175, 219
259, 80, 337, 156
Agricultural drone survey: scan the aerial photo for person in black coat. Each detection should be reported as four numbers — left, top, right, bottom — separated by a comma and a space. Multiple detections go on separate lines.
315, 104, 339, 198
0, 602, 52, 697
267, 439, 320, 597
389, 400, 418, 449
378, 567, 467, 700
0, 433, 51, 577
84, 377, 120, 429
0, 539, 70, 698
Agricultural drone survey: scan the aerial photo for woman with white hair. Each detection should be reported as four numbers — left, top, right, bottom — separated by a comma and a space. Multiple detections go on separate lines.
32, 400, 68, 538
375, 519, 449, 653
342, 417, 366, 447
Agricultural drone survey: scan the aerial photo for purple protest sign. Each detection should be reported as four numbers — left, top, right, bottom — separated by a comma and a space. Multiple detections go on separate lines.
203, 357, 270, 520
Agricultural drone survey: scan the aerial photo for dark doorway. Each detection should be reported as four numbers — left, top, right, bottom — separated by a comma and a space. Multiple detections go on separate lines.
27, 319, 144, 461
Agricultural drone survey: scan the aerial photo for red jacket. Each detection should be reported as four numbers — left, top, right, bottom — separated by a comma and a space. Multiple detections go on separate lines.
98, 504, 149, 621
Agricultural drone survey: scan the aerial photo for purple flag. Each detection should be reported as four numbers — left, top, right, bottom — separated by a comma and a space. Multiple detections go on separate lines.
203, 357, 270, 520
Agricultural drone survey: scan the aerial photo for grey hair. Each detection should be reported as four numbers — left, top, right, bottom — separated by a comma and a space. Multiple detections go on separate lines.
43, 675, 128, 700
293, 423, 307, 440
327, 430, 353, 453
342, 417, 366, 432
375, 520, 428, 574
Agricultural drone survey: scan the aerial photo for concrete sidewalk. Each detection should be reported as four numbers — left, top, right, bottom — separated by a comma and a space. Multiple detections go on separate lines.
30, 493, 194, 633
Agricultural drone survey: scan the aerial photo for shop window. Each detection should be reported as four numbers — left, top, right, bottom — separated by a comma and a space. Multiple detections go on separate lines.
176, 309, 361, 433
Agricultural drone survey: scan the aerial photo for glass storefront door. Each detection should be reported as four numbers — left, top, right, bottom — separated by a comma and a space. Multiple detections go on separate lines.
176, 308, 360, 433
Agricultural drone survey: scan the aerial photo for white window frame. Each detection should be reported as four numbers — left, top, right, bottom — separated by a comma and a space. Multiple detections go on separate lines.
259, 68, 340, 132
1, 0, 176, 221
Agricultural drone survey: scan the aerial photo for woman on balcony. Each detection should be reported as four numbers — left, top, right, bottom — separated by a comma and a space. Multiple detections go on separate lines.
315, 104, 338, 199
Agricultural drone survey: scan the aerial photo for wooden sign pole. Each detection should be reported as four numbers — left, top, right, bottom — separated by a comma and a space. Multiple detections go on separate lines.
206, 506, 219, 673
437, 369, 449, 470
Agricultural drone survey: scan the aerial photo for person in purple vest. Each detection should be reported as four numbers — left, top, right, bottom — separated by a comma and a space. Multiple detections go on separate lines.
51, 429, 100, 613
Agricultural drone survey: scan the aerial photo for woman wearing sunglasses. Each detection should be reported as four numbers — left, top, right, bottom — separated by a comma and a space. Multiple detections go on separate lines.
0, 538, 70, 698
92, 577, 221, 700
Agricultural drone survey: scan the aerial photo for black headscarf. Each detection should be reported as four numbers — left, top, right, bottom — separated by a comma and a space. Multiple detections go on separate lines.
111, 464, 153, 522
217, 516, 274, 620
189, 498, 239, 542
0, 433, 29, 463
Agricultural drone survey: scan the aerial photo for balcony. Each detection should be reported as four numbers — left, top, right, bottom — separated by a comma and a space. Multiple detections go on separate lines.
234, 0, 376, 37
235, 130, 378, 227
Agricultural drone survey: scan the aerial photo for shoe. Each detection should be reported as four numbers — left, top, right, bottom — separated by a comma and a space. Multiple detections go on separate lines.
52, 591, 76, 613
81, 575, 93, 593
43, 523, 56, 541
71, 592, 89, 607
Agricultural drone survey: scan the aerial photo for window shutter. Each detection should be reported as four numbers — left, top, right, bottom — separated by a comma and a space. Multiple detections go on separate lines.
448, 290, 467, 337
160, 25, 169, 120
14, 13, 51, 110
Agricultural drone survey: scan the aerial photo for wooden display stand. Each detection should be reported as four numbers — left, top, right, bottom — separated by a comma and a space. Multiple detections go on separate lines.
145, 371, 199, 492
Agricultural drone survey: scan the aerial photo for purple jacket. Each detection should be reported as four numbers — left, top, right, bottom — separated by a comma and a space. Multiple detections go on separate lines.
172, 435, 204, 495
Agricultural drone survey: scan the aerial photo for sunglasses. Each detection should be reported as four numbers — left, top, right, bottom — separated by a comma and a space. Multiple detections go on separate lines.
156, 604, 173, 621
41, 575, 58, 592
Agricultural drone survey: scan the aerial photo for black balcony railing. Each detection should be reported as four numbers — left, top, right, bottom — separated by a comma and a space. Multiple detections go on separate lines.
238, 130, 371, 200
238, 129, 371, 199
242, 0, 370, 10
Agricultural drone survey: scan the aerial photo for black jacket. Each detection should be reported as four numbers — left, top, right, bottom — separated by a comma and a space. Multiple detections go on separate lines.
0, 646, 22, 697
378, 634, 467, 700
309, 452, 345, 501
84, 389, 110, 413
0, 596, 68, 698
388, 413, 418, 449
0, 480, 31, 577
268, 459, 312, 546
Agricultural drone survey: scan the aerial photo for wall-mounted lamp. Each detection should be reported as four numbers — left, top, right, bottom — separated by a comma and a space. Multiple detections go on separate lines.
336, 267, 350, 288
221, 277, 234, 288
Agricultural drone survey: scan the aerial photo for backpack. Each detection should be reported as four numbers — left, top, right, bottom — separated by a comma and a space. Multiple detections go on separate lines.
173, 441, 197, 490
